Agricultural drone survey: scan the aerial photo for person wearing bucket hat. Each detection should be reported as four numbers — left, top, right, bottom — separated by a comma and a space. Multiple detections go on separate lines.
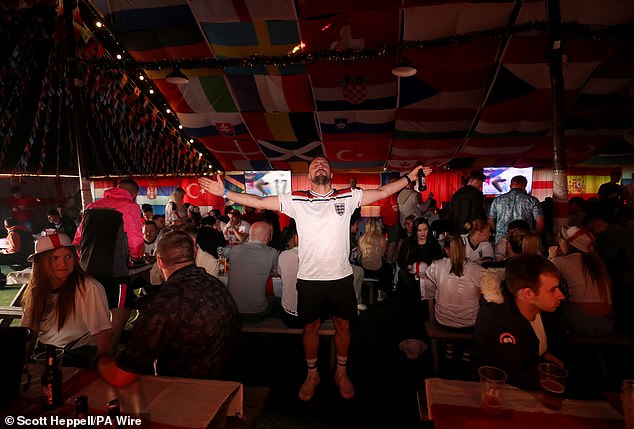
548, 226, 613, 336
20, 233, 112, 367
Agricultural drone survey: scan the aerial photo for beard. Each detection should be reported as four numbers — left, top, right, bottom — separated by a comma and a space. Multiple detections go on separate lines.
311, 173, 330, 185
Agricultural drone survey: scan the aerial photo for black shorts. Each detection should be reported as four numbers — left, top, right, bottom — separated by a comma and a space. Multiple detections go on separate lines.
297, 275, 357, 324
97, 277, 136, 309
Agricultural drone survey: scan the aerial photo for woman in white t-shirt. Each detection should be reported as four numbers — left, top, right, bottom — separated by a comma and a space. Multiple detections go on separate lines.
461, 218, 494, 264
423, 235, 483, 329
21, 234, 112, 368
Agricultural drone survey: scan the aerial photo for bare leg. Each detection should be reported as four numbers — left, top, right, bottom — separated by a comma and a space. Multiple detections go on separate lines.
332, 316, 351, 357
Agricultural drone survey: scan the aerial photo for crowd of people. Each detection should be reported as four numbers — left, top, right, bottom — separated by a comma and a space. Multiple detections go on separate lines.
3, 165, 633, 402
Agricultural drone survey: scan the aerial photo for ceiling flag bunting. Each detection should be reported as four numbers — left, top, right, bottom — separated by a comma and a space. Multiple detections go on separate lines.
189, 0, 297, 22
226, 74, 314, 112
310, 59, 397, 111
257, 140, 324, 161
201, 20, 300, 58
319, 110, 395, 141
242, 112, 320, 142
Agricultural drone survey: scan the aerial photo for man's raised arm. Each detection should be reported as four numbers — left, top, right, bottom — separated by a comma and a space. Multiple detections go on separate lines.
199, 174, 280, 211
361, 165, 432, 206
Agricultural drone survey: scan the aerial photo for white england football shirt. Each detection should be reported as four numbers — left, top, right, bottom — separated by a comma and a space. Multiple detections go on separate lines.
278, 188, 362, 281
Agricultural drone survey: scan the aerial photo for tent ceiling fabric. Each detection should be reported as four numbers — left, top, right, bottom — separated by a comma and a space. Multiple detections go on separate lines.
89, 0, 634, 173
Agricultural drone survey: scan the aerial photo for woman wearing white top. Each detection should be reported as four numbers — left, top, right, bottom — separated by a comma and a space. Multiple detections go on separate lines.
423, 235, 483, 329
461, 218, 494, 264
548, 226, 613, 336
21, 234, 112, 368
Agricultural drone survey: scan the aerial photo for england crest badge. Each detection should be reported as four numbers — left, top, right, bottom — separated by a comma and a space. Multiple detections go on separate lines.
334, 203, 345, 216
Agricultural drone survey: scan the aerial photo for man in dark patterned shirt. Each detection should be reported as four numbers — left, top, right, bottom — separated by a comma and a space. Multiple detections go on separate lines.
97, 230, 240, 386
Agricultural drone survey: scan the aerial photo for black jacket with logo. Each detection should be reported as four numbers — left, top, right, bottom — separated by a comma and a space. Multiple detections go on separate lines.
472, 288, 566, 390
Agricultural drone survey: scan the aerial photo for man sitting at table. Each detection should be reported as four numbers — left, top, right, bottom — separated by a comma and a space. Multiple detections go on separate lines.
227, 221, 280, 323
97, 230, 240, 386
472, 254, 566, 390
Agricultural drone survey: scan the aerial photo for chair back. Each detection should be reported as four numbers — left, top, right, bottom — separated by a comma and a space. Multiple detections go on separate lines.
0, 326, 30, 409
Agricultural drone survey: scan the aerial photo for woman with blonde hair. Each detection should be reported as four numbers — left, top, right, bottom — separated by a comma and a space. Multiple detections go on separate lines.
165, 187, 187, 227
461, 218, 494, 264
424, 235, 483, 329
21, 234, 112, 367
359, 218, 393, 301
548, 226, 613, 336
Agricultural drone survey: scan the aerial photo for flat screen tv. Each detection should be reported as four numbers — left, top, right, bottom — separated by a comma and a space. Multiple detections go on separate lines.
482, 167, 534, 195
244, 171, 291, 197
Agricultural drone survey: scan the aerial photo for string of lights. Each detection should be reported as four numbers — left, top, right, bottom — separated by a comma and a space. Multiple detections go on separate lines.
82, 21, 632, 71
77, 0, 222, 175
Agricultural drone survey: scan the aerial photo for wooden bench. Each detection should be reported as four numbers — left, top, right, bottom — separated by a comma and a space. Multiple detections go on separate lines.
0, 306, 23, 327
572, 332, 632, 347
241, 318, 335, 335
423, 300, 474, 374
571, 331, 633, 381
241, 318, 336, 369
226, 386, 270, 429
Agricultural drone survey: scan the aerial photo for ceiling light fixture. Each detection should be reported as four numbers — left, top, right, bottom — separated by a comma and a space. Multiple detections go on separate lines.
392, 58, 417, 77
165, 68, 189, 84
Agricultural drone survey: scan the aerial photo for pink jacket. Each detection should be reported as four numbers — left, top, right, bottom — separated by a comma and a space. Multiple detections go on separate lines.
73, 187, 144, 258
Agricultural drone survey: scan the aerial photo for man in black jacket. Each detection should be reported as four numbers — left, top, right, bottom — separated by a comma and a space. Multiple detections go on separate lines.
472, 254, 566, 390
448, 170, 486, 233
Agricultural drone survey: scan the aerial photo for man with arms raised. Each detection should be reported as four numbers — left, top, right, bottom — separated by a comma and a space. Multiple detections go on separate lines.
200, 157, 430, 400
472, 254, 566, 389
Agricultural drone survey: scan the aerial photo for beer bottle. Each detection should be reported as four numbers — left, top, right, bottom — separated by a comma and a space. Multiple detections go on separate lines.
107, 399, 122, 429
76, 395, 93, 428
41, 345, 63, 410
417, 165, 427, 192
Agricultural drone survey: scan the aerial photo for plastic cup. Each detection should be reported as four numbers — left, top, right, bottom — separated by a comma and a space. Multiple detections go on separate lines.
478, 366, 507, 414
537, 363, 568, 410
623, 379, 634, 429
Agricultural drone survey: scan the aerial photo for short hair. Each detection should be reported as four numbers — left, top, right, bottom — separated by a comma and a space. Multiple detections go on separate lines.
568, 196, 585, 206
510, 175, 528, 187
505, 254, 559, 295
468, 170, 486, 182
141, 204, 153, 212
200, 216, 216, 226
118, 178, 139, 192
156, 230, 195, 266
610, 171, 621, 178
507, 219, 531, 233
4, 217, 19, 227
175, 223, 198, 239
152, 214, 165, 221
143, 220, 157, 228
47, 209, 60, 217
308, 156, 330, 167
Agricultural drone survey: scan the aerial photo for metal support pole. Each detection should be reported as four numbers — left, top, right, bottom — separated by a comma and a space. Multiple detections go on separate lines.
548, 0, 568, 238
63, 0, 93, 208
